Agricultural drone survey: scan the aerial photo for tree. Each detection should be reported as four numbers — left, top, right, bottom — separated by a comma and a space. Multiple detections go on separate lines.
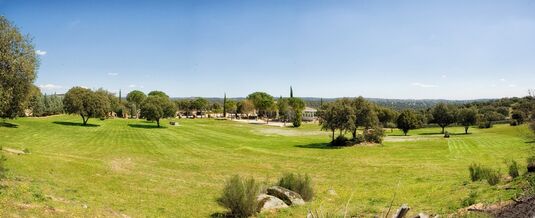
277, 97, 290, 125
126, 90, 146, 118
396, 110, 419, 136
511, 110, 526, 124
237, 100, 254, 118
95, 88, 118, 117
246, 92, 274, 120
192, 97, 209, 118
351, 97, 379, 139
288, 97, 305, 127
223, 93, 227, 117
148, 90, 169, 98
0, 16, 38, 120
28, 85, 45, 116
431, 103, 457, 134
176, 99, 193, 117
457, 107, 478, 134
224, 100, 237, 119
318, 99, 354, 142
377, 107, 399, 131
63, 87, 110, 125
140, 95, 175, 127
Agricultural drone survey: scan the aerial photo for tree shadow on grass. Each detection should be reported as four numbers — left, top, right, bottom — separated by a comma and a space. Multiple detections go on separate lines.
128, 123, 166, 129
418, 132, 468, 136
210, 212, 232, 218
52, 121, 99, 127
295, 142, 341, 149
0, 122, 18, 128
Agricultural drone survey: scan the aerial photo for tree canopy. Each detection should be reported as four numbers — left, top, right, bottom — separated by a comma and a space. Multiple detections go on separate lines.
140, 94, 175, 127
396, 110, 419, 136
457, 107, 478, 134
0, 16, 39, 119
63, 87, 110, 125
246, 92, 274, 118
431, 103, 457, 133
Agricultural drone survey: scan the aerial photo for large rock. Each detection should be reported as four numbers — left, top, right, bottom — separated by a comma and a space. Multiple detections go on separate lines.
256, 194, 288, 212
266, 186, 305, 206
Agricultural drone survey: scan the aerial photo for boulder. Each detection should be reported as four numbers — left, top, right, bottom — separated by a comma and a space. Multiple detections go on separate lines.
257, 194, 288, 212
267, 186, 305, 206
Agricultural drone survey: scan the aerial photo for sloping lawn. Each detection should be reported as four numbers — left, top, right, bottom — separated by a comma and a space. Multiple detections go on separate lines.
0, 115, 532, 217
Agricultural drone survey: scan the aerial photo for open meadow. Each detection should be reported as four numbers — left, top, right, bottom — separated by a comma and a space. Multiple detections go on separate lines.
0, 115, 533, 217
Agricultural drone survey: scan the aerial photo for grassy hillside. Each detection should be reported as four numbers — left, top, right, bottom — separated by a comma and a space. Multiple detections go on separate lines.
0, 115, 533, 217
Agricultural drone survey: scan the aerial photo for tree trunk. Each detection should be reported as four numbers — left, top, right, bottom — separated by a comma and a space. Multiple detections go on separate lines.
465, 126, 469, 134
81, 114, 87, 125
156, 119, 160, 127
352, 130, 357, 139
404, 130, 407, 136
332, 130, 335, 141
441, 126, 445, 134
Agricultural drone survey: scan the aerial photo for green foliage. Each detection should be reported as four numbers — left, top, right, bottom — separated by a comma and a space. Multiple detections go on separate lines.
507, 160, 519, 178
217, 175, 260, 217
431, 103, 457, 133
377, 107, 399, 128
140, 94, 175, 127
457, 107, 478, 134
126, 90, 146, 117
277, 173, 314, 201
468, 163, 500, 185
468, 163, 484, 182
192, 97, 209, 117
292, 110, 302, 127
0, 16, 38, 119
331, 135, 349, 146
484, 169, 500, 186
461, 191, 477, 207
511, 110, 525, 124
246, 92, 274, 118
364, 127, 384, 143
277, 97, 290, 123
63, 87, 111, 125
237, 100, 254, 116
147, 90, 169, 98
396, 110, 419, 136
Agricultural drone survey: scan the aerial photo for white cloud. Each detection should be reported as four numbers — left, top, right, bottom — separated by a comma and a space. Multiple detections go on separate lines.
509, 84, 517, 87
38, 84, 62, 90
128, 84, 144, 88
35, 50, 47, 56
107, 72, 119, 76
411, 82, 438, 88
500, 78, 506, 82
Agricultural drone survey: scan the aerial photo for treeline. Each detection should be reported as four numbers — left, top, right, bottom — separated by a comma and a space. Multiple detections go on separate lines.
303, 97, 490, 110
317, 95, 535, 145
26, 86, 64, 116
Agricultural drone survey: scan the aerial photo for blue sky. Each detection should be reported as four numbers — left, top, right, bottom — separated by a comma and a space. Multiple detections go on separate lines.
2, 0, 535, 99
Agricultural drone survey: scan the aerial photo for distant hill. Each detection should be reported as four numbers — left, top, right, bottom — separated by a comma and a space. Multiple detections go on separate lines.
170, 97, 494, 111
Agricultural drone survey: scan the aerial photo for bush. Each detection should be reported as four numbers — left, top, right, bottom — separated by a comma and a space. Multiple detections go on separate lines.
461, 191, 477, 207
469, 163, 484, 181
508, 160, 520, 178
510, 120, 518, 126
484, 169, 500, 186
217, 175, 260, 217
277, 173, 314, 201
444, 131, 450, 138
364, 127, 385, 143
331, 135, 349, 146
352, 134, 365, 144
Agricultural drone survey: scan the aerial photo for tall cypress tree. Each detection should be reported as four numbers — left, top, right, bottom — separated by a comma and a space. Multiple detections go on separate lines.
290, 86, 293, 98
223, 93, 227, 117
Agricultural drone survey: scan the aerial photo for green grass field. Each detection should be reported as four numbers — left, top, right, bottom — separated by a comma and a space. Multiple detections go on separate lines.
0, 115, 533, 217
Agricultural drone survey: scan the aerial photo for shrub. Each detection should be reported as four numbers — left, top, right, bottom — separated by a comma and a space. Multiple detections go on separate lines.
469, 163, 484, 181
484, 169, 500, 186
508, 160, 519, 178
352, 134, 365, 144
217, 175, 260, 217
364, 127, 384, 143
277, 173, 314, 201
331, 135, 349, 146
444, 131, 450, 138
461, 191, 477, 207
510, 120, 518, 126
